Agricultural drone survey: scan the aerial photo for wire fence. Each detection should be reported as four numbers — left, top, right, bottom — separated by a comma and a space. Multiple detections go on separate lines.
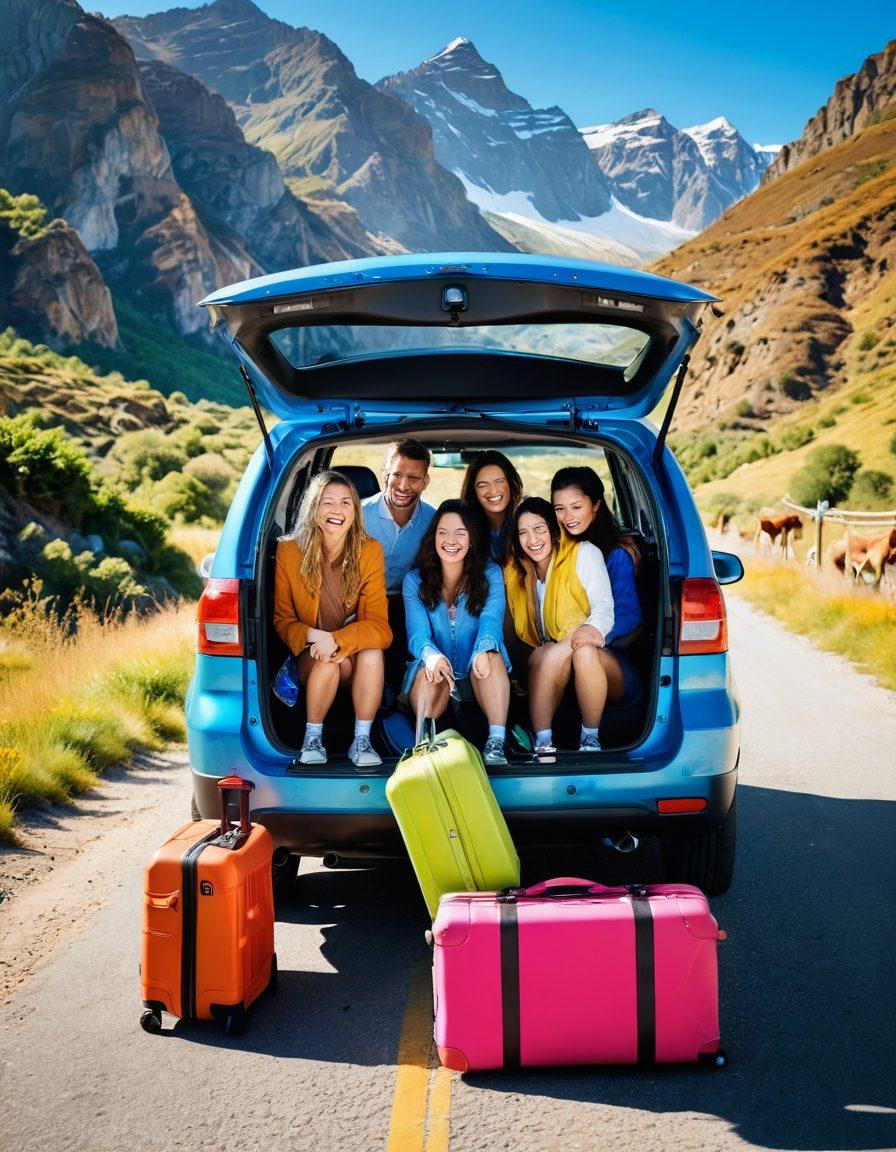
779, 496, 896, 589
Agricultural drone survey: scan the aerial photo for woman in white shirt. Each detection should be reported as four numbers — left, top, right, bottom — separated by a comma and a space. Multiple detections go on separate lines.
503, 497, 616, 754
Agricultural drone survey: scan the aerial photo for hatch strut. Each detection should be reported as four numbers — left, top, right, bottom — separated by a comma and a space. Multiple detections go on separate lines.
239, 364, 274, 471
653, 354, 689, 468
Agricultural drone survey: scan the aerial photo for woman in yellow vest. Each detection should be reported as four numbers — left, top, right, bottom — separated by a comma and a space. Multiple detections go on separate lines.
504, 497, 616, 754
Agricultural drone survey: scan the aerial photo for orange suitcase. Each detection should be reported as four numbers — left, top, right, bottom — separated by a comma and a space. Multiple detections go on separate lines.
140, 776, 276, 1035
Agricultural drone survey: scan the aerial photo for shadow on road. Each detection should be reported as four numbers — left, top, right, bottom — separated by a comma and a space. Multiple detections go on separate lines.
166, 783, 896, 1150
468, 784, 896, 1152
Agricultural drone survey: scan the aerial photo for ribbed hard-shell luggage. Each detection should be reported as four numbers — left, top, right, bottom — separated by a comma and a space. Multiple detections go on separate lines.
140, 776, 276, 1035
432, 878, 726, 1071
386, 728, 520, 918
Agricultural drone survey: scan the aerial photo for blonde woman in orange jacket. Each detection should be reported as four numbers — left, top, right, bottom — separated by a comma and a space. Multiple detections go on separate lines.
274, 470, 392, 768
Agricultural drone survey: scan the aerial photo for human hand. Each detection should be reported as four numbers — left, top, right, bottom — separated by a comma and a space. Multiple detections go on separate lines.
570, 625, 604, 651
310, 631, 338, 660
472, 651, 492, 679
426, 657, 454, 686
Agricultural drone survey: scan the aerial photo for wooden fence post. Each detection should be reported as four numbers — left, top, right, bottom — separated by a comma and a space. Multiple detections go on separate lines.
814, 501, 826, 572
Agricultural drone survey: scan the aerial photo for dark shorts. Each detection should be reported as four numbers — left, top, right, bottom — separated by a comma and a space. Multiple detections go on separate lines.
608, 646, 643, 708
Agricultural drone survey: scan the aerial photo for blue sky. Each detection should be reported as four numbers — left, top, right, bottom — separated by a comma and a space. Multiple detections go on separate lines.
98, 0, 894, 143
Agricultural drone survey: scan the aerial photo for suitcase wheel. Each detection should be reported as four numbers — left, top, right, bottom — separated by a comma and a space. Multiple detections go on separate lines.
223, 1007, 246, 1036
140, 1009, 162, 1034
698, 1049, 728, 1068
267, 953, 278, 995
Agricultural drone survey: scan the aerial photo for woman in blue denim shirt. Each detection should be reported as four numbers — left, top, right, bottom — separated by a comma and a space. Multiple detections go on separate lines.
402, 500, 512, 765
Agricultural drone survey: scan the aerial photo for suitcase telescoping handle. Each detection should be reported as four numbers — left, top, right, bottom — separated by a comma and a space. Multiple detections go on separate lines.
217, 775, 254, 837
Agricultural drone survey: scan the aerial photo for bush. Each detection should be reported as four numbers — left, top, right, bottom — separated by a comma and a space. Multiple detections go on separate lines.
858, 331, 880, 352
818, 415, 837, 429
850, 389, 872, 404
183, 452, 235, 493
83, 557, 146, 606
38, 539, 94, 595
148, 472, 215, 523
850, 469, 894, 510
778, 424, 815, 451
735, 400, 754, 418
890, 431, 896, 456
790, 443, 861, 506
704, 492, 743, 524
111, 429, 187, 489
0, 188, 49, 244
0, 415, 93, 521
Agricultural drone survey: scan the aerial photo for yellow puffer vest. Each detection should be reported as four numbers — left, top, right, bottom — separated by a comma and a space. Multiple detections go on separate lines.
503, 534, 590, 647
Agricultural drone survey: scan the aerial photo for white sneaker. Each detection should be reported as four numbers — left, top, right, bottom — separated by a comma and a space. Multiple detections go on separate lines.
578, 732, 603, 753
534, 741, 557, 755
299, 734, 327, 765
348, 735, 382, 769
483, 737, 507, 766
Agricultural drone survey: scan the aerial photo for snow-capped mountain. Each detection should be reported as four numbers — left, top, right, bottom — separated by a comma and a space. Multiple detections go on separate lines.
684, 116, 773, 200
379, 38, 612, 223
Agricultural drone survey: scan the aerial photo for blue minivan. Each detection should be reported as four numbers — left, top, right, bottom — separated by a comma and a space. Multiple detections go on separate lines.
187, 253, 741, 896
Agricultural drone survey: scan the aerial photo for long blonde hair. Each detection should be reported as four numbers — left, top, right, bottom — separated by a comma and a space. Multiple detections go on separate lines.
292, 470, 366, 601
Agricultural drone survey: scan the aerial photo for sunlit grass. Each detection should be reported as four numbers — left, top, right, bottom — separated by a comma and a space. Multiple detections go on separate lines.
732, 561, 896, 691
0, 600, 194, 841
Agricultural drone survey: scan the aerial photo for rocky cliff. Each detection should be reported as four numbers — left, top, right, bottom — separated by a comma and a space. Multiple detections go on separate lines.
0, 1, 256, 339
766, 40, 896, 180
113, 0, 510, 253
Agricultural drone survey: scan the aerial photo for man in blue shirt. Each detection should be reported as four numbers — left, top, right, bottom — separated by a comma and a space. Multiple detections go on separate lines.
362, 438, 436, 590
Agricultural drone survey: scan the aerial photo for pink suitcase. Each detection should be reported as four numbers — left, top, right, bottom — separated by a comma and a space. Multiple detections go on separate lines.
432, 877, 726, 1071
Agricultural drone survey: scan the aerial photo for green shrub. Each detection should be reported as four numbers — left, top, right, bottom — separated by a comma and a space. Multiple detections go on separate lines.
38, 539, 94, 595
111, 429, 187, 489
0, 188, 49, 243
183, 452, 235, 493
818, 415, 837, 429
703, 492, 743, 523
778, 424, 815, 451
850, 389, 872, 404
850, 469, 894, 510
85, 486, 168, 559
84, 557, 146, 606
148, 472, 215, 523
858, 331, 880, 352
0, 415, 93, 521
735, 400, 754, 418
790, 444, 861, 506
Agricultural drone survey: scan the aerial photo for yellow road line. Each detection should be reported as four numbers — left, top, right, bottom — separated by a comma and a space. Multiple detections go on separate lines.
386, 952, 453, 1152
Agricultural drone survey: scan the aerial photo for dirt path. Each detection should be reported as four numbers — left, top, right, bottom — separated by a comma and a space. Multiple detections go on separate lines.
0, 748, 188, 1004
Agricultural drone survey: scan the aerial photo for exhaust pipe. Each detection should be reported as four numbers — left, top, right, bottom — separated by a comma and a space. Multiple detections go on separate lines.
272, 847, 291, 868
322, 852, 341, 869
602, 831, 640, 854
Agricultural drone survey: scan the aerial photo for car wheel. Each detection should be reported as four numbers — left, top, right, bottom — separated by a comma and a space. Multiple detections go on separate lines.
272, 853, 301, 902
660, 793, 736, 896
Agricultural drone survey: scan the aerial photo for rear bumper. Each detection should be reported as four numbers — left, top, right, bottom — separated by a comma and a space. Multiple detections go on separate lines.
191, 735, 738, 856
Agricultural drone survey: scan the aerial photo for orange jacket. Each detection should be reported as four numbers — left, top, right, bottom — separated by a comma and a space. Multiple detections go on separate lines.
273, 537, 392, 658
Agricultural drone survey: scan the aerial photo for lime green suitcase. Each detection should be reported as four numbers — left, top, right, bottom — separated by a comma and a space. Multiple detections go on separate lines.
386, 728, 520, 918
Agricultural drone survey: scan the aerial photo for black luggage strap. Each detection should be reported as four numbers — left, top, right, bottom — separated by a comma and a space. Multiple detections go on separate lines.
628, 885, 656, 1065
499, 900, 521, 1070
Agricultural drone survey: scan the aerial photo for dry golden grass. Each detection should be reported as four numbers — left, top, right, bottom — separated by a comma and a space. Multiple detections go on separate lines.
168, 524, 221, 566
0, 598, 194, 841
732, 560, 896, 691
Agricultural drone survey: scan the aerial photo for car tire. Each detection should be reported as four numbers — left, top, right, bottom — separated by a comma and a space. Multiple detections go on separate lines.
660, 793, 736, 896
272, 853, 301, 902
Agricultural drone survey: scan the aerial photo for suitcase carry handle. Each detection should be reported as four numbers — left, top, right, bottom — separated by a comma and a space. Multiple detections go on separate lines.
498, 877, 614, 902
217, 775, 253, 836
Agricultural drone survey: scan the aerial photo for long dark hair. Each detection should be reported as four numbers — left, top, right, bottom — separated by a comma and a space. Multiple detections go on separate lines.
551, 466, 629, 560
413, 499, 489, 616
509, 496, 561, 579
459, 450, 523, 561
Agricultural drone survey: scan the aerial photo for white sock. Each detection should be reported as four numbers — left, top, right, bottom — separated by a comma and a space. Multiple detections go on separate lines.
304, 722, 323, 741
535, 728, 553, 747
581, 725, 600, 741
488, 725, 505, 742
354, 719, 372, 741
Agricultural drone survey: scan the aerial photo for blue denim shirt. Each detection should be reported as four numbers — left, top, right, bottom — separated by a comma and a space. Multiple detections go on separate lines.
362, 492, 436, 591
402, 563, 511, 680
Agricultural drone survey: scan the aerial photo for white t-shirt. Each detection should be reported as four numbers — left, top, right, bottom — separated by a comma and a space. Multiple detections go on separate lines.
536, 541, 615, 642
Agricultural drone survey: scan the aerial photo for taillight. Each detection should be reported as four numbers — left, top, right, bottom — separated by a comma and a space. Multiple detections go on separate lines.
197, 578, 242, 656
679, 578, 728, 655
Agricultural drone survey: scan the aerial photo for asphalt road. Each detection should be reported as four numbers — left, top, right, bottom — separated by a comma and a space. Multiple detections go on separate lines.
2, 596, 895, 1152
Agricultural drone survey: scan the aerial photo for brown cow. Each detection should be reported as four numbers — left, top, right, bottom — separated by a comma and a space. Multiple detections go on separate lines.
829, 527, 896, 585
754, 513, 804, 560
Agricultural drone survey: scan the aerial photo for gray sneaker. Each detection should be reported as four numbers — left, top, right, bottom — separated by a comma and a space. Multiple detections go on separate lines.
578, 732, 603, 754
348, 735, 382, 769
483, 737, 507, 766
299, 734, 327, 765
